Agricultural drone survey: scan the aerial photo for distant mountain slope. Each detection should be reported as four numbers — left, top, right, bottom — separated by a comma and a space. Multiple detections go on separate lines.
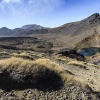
0, 13, 100, 36
75, 31, 100, 49
21, 24, 46, 30
0, 24, 48, 37
0, 27, 12, 37
32, 13, 100, 49
47, 13, 100, 35
0, 13, 100, 49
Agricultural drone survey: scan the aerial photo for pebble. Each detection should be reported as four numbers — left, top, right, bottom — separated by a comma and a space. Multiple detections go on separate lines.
27, 90, 32, 94
0, 86, 98, 100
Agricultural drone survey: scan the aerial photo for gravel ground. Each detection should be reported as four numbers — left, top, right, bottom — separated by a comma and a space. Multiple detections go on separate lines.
0, 85, 99, 100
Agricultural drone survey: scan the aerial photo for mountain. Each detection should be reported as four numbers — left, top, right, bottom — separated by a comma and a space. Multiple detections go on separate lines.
0, 24, 48, 37
21, 24, 46, 30
0, 13, 100, 49
48, 13, 100, 36
31, 13, 100, 49
0, 27, 12, 37
13, 24, 49, 36
75, 31, 100, 49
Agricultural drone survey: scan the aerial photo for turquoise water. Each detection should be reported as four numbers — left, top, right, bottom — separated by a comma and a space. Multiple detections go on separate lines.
78, 47, 100, 56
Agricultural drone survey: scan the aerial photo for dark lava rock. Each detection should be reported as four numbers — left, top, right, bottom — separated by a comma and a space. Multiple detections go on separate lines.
58, 50, 85, 61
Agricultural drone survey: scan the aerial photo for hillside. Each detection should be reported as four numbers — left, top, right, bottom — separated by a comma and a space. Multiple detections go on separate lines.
21, 24, 46, 30
75, 30, 100, 49
23, 13, 99, 50
0, 27, 12, 37
0, 24, 48, 37
0, 13, 100, 49
31, 13, 100, 49
0, 34, 99, 99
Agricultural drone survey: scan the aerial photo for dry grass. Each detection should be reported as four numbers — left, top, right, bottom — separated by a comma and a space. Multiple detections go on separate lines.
67, 61, 87, 69
33, 58, 75, 85
12, 52, 31, 58
0, 51, 9, 55
54, 54, 99, 69
0, 57, 31, 72
11, 52, 37, 60
67, 60, 99, 69
54, 53, 75, 62
11, 51, 46, 60
0, 57, 87, 88
0, 57, 90, 91
0, 57, 73, 82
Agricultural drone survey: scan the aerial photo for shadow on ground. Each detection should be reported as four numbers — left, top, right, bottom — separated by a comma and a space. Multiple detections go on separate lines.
0, 70, 64, 92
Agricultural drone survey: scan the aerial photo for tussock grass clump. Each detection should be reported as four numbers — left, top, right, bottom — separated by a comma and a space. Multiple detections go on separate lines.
67, 61, 87, 69
0, 51, 9, 55
67, 60, 99, 69
0, 57, 87, 91
12, 52, 33, 59
0, 57, 72, 91
12, 52, 39, 60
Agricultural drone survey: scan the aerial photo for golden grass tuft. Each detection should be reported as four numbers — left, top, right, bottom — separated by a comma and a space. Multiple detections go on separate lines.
33, 58, 75, 85
0, 51, 9, 55
67, 61, 87, 69
11, 52, 36, 60
0, 57, 88, 91
67, 60, 99, 69
0, 57, 72, 77
0, 57, 73, 83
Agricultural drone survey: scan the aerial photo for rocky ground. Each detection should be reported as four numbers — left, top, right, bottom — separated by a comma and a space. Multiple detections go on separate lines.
0, 85, 99, 100
0, 37, 99, 100
0, 53, 99, 100
52, 54, 100, 92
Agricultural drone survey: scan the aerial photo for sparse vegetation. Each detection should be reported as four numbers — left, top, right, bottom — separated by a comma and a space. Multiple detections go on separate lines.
0, 13, 99, 99
0, 58, 67, 90
0, 57, 89, 91
12, 52, 35, 60
0, 51, 9, 55
0, 38, 98, 99
67, 61, 87, 69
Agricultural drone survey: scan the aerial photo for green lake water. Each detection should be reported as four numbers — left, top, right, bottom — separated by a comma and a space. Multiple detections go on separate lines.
78, 47, 100, 56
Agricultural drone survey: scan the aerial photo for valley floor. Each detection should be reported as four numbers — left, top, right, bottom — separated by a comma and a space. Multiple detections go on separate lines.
0, 37, 99, 100
0, 51, 99, 100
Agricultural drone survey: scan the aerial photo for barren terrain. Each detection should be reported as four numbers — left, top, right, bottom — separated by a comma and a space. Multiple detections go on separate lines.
0, 13, 100, 100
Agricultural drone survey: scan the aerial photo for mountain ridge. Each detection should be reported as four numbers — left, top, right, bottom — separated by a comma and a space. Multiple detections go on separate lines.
21, 24, 46, 30
0, 13, 100, 36
0, 13, 100, 49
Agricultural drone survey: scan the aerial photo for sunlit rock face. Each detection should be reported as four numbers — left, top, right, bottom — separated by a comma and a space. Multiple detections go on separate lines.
75, 33, 100, 49
75, 31, 100, 56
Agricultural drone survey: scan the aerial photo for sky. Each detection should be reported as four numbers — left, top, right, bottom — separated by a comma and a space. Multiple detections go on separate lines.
0, 0, 100, 29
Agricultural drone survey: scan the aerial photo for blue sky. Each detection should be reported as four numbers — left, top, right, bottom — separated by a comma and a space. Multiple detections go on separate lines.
0, 0, 100, 29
